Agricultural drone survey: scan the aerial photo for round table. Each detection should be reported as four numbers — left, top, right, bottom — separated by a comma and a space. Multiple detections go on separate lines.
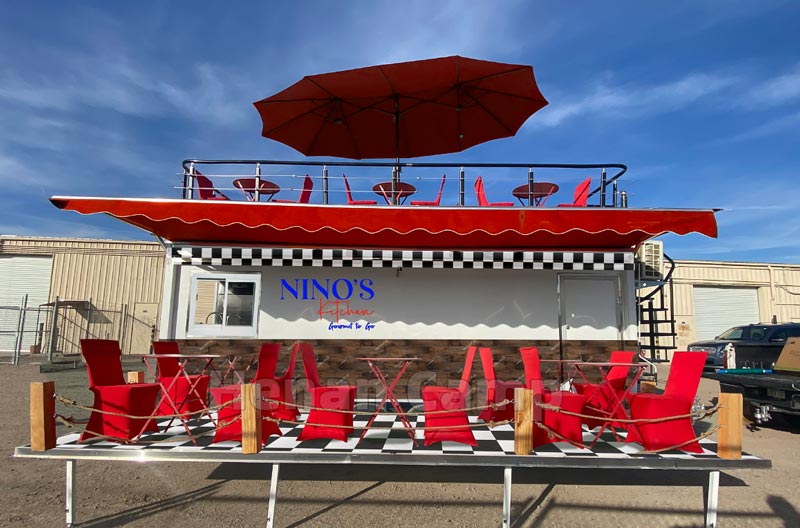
512, 182, 559, 206
233, 178, 280, 201
373, 181, 416, 205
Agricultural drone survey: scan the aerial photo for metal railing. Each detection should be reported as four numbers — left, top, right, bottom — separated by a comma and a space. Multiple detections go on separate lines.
179, 159, 628, 207
0, 296, 157, 364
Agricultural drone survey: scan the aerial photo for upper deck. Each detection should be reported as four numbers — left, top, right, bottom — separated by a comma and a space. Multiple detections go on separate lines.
50, 159, 718, 251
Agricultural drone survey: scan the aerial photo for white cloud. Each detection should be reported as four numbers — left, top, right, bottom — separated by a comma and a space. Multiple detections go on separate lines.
0, 49, 251, 127
723, 111, 800, 142
533, 72, 739, 127
747, 63, 800, 107
0, 154, 55, 187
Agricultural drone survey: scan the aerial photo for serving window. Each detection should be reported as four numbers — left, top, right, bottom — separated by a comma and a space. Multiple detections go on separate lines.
187, 273, 260, 337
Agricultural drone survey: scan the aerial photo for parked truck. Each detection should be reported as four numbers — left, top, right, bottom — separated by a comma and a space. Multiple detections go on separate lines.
703, 337, 800, 425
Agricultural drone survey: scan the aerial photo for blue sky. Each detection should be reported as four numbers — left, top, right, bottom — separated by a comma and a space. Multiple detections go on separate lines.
1, 1, 798, 262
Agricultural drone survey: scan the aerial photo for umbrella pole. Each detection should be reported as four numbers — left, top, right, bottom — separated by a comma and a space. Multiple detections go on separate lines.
459, 167, 465, 206
392, 158, 399, 206
527, 168, 534, 207
322, 166, 329, 205
393, 96, 399, 205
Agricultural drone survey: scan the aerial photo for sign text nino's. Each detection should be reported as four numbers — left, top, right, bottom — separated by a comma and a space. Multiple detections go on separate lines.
280, 278, 376, 330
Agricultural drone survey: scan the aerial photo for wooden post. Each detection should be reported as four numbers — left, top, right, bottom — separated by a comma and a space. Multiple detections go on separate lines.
514, 387, 533, 455
127, 371, 145, 384
30, 381, 56, 451
718, 392, 742, 459
241, 383, 262, 454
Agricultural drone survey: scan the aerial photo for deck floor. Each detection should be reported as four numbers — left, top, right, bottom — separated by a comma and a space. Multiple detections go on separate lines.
16, 409, 770, 470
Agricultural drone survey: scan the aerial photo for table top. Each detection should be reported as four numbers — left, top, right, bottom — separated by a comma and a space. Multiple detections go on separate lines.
512, 182, 559, 206
373, 181, 416, 204
223, 351, 260, 357
540, 359, 581, 363
573, 362, 643, 368
357, 357, 421, 362
233, 178, 280, 200
512, 182, 559, 197
140, 354, 221, 360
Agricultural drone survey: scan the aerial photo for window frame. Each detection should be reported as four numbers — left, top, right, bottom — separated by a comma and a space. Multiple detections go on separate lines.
187, 272, 261, 338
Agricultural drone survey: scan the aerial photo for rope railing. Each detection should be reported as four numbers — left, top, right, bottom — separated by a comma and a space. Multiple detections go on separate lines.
55, 413, 243, 445
55, 393, 239, 421
31, 380, 742, 460
636, 427, 720, 455
259, 396, 513, 417
535, 400, 720, 424
262, 414, 511, 432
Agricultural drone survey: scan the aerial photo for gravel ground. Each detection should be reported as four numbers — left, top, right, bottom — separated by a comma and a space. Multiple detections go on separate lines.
2, 357, 799, 528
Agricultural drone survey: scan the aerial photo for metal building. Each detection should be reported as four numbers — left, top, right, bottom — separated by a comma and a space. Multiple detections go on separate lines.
0, 236, 165, 361
2, 234, 799, 364
670, 259, 800, 350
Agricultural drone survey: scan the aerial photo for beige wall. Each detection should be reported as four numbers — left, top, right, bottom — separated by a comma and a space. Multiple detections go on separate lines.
0, 236, 166, 354
670, 259, 800, 349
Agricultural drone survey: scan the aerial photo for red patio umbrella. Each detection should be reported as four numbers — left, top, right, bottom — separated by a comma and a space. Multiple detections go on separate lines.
253, 55, 548, 160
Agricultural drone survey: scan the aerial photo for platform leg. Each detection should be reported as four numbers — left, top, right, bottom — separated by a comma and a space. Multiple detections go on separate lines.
266, 463, 280, 528
502, 467, 512, 528
704, 470, 719, 528
66, 460, 76, 528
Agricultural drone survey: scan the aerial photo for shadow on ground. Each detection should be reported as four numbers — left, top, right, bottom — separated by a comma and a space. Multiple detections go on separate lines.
209, 462, 747, 487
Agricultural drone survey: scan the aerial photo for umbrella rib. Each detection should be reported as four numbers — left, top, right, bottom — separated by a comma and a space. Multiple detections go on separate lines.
257, 58, 548, 158
375, 66, 401, 158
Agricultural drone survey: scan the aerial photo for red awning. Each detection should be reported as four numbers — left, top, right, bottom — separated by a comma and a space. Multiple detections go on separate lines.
50, 197, 717, 251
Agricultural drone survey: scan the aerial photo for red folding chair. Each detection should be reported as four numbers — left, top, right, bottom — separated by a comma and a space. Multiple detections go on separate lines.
519, 346, 586, 448
298, 342, 357, 442
474, 176, 514, 207
422, 346, 478, 446
194, 171, 230, 200
152, 341, 210, 417
210, 342, 302, 445
572, 350, 637, 429
342, 174, 378, 205
79, 339, 160, 442
477, 347, 524, 424
273, 175, 314, 203
253, 342, 300, 423
626, 351, 707, 453
210, 384, 282, 444
557, 177, 591, 207
410, 174, 447, 206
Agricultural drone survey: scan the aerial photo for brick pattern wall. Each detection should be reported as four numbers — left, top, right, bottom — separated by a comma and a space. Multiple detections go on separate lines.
176, 339, 638, 401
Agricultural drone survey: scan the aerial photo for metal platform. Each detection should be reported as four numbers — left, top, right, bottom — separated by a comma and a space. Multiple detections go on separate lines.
15, 412, 771, 528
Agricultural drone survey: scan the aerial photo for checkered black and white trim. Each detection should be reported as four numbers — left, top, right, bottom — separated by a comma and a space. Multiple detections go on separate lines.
45, 411, 761, 463
170, 246, 635, 271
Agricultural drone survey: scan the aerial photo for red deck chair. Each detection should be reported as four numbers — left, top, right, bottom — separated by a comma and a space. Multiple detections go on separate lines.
422, 346, 478, 446
297, 342, 357, 442
342, 174, 378, 205
410, 174, 447, 206
273, 175, 314, 203
151, 341, 210, 417
79, 339, 160, 442
572, 350, 637, 430
557, 177, 591, 207
626, 351, 707, 453
253, 342, 300, 423
194, 171, 230, 200
519, 346, 587, 448
474, 176, 514, 207
210, 342, 299, 445
477, 347, 524, 424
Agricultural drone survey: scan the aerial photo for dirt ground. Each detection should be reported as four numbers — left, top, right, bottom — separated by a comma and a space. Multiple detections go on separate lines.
2, 358, 799, 528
